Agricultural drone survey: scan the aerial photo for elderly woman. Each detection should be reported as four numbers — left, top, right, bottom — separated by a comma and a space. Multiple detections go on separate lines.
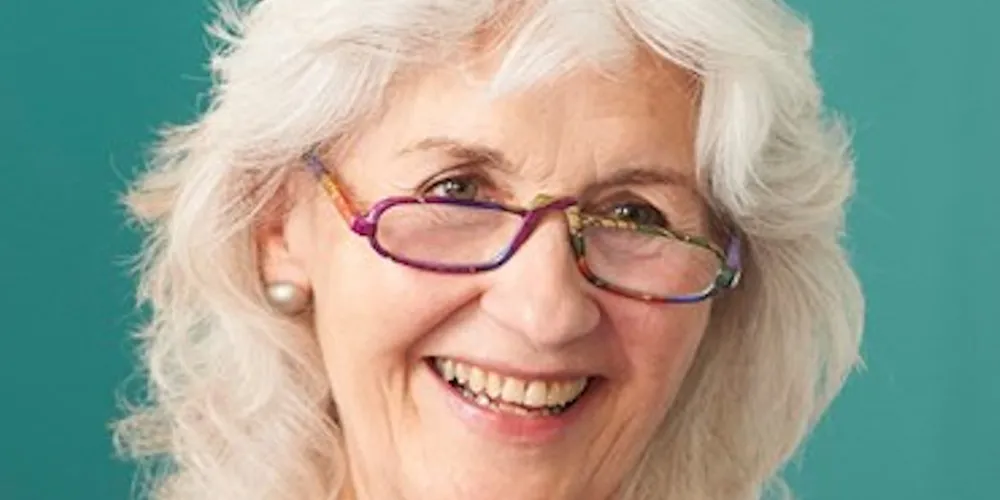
114, 0, 864, 498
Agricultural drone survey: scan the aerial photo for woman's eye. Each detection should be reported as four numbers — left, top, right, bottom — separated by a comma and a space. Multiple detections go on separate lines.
608, 202, 670, 228
424, 175, 482, 200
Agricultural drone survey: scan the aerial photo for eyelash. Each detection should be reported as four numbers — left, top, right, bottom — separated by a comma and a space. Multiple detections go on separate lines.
418, 168, 499, 201
590, 194, 673, 229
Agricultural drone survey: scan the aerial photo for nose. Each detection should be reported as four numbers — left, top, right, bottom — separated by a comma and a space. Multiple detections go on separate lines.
479, 214, 601, 349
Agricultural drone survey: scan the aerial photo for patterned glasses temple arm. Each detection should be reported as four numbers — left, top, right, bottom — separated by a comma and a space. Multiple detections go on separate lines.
721, 237, 743, 289
305, 153, 361, 222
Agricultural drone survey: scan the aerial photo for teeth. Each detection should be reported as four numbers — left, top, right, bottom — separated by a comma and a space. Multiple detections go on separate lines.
523, 381, 547, 408
454, 362, 469, 385
545, 383, 563, 407
475, 394, 491, 407
441, 359, 455, 381
468, 367, 486, 393
433, 358, 590, 411
500, 378, 526, 404
486, 372, 503, 399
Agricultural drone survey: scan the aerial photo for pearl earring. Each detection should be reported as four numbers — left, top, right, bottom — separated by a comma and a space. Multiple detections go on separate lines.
265, 282, 312, 315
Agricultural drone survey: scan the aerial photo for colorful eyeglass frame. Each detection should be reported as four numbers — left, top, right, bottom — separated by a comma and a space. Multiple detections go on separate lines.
304, 153, 742, 303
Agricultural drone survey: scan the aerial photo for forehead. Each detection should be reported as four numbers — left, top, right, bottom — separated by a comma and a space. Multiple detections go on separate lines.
342, 51, 700, 188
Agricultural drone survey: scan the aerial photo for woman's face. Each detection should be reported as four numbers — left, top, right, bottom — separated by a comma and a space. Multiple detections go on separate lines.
261, 55, 715, 499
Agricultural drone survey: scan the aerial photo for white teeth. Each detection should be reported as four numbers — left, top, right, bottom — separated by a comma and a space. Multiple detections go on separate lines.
500, 378, 526, 405
468, 367, 485, 393
440, 359, 455, 381
486, 372, 503, 399
565, 379, 588, 402
545, 383, 563, 407
475, 394, 491, 407
433, 358, 590, 411
523, 381, 548, 408
454, 362, 469, 385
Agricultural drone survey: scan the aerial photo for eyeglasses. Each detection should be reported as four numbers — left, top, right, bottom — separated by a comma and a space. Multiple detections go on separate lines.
304, 153, 742, 303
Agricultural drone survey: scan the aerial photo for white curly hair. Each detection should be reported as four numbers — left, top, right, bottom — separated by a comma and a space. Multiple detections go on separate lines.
113, 0, 865, 499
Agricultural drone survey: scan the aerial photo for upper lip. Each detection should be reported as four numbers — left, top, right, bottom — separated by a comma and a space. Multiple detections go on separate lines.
429, 355, 598, 382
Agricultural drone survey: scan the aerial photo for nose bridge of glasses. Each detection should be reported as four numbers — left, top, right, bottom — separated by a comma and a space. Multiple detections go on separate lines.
504, 195, 579, 259
527, 193, 576, 211
522, 194, 577, 229
518, 194, 576, 229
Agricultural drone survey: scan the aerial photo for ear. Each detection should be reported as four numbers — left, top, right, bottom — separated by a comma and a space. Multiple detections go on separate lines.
255, 197, 312, 292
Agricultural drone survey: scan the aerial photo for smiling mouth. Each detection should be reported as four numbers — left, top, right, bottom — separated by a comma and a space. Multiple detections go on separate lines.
429, 357, 592, 417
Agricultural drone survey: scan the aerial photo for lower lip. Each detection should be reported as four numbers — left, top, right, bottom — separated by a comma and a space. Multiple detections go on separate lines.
427, 360, 598, 445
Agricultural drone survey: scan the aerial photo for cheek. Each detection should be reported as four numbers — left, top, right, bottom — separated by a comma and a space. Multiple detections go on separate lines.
314, 248, 414, 368
308, 231, 475, 391
611, 302, 711, 399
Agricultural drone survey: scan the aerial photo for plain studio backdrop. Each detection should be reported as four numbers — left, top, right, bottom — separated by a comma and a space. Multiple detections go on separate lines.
0, 0, 997, 499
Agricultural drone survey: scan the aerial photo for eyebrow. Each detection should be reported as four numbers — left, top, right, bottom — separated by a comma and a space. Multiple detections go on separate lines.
398, 136, 697, 194
399, 137, 514, 172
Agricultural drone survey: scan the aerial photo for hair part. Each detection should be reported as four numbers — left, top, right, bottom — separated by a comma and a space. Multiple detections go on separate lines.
115, 0, 864, 498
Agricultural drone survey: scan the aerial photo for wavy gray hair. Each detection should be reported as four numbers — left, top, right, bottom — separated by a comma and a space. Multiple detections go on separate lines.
114, 0, 864, 498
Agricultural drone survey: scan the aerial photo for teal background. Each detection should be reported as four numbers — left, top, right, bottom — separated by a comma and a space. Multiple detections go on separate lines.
1, 1, 997, 499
